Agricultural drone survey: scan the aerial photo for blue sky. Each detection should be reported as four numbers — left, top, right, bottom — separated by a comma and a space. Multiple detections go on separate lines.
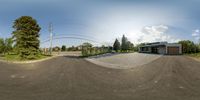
0, 0, 200, 47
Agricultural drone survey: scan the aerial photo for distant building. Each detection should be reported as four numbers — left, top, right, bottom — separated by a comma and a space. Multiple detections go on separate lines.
138, 42, 182, 55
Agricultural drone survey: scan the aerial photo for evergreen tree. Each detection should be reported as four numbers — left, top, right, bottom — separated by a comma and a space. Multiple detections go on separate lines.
121, 35, 128, 52
12, 16, 41, 59
113, 39, 120, 52
61, 45, 66, 51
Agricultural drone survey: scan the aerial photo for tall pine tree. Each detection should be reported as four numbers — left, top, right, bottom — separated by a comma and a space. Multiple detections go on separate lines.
12, 16, 41, 59
121, 35, 128, 52
113, 39, 120, 52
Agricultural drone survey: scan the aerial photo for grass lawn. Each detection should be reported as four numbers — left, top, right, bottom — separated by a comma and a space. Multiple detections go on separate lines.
186, 53, 200, 58
0, 54, 52, 62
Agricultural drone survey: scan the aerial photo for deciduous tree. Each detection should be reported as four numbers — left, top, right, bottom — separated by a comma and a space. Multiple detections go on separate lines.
0, 38, 5, 54
178, 40, 198, 53
127, 41, 134, 51
4, 38, 13, 54
0, 38, 13, 54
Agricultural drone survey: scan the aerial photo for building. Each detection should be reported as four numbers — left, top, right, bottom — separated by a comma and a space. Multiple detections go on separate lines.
138, 42, 182, 55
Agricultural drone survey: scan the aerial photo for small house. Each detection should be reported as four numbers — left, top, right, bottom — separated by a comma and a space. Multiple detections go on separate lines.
138, 42, 182, 55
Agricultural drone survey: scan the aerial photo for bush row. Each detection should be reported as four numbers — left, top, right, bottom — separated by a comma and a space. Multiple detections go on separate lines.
81, 47, 112, 57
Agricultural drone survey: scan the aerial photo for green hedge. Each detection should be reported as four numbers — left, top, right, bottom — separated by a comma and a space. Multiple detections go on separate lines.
81, 47, 111, 57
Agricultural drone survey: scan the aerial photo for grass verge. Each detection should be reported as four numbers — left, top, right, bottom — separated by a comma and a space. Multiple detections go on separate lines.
186, 53, 200, 58
0, 54, 52, 62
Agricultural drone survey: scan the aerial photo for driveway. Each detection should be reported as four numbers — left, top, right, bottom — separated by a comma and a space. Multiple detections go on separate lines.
86, 53, 162, 69
0, 55, 200, 100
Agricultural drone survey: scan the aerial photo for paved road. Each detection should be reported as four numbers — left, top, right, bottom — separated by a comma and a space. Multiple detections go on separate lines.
0, 56, 200, 100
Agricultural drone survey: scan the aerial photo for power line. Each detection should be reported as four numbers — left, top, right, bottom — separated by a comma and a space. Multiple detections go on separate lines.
41, 36, 103, 45
55, 33, 98, 40
54, 36, 101, 44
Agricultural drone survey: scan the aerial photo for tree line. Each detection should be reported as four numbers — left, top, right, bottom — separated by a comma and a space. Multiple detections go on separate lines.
81, 35, 134, 57
113, 35, 134, 52
50, 45, 82, 52
178, 40, 200, 54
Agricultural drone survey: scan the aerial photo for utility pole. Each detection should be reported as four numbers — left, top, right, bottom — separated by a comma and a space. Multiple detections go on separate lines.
49, 23, 53, 55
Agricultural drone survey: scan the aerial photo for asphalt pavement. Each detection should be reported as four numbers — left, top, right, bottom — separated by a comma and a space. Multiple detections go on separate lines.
0, 55, 200, 100
86, 53, 162, 69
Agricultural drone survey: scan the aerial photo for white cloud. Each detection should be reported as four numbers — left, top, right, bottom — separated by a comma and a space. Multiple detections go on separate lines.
192, 29, 200, 37
192, 29, 200, 42
137, 25, 180, 43
84, 4, 185, 45
195, 29, 199, 33
141, 25, 168, 35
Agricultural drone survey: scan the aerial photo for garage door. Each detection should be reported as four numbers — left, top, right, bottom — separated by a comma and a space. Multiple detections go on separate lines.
167, 47, 179, 55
